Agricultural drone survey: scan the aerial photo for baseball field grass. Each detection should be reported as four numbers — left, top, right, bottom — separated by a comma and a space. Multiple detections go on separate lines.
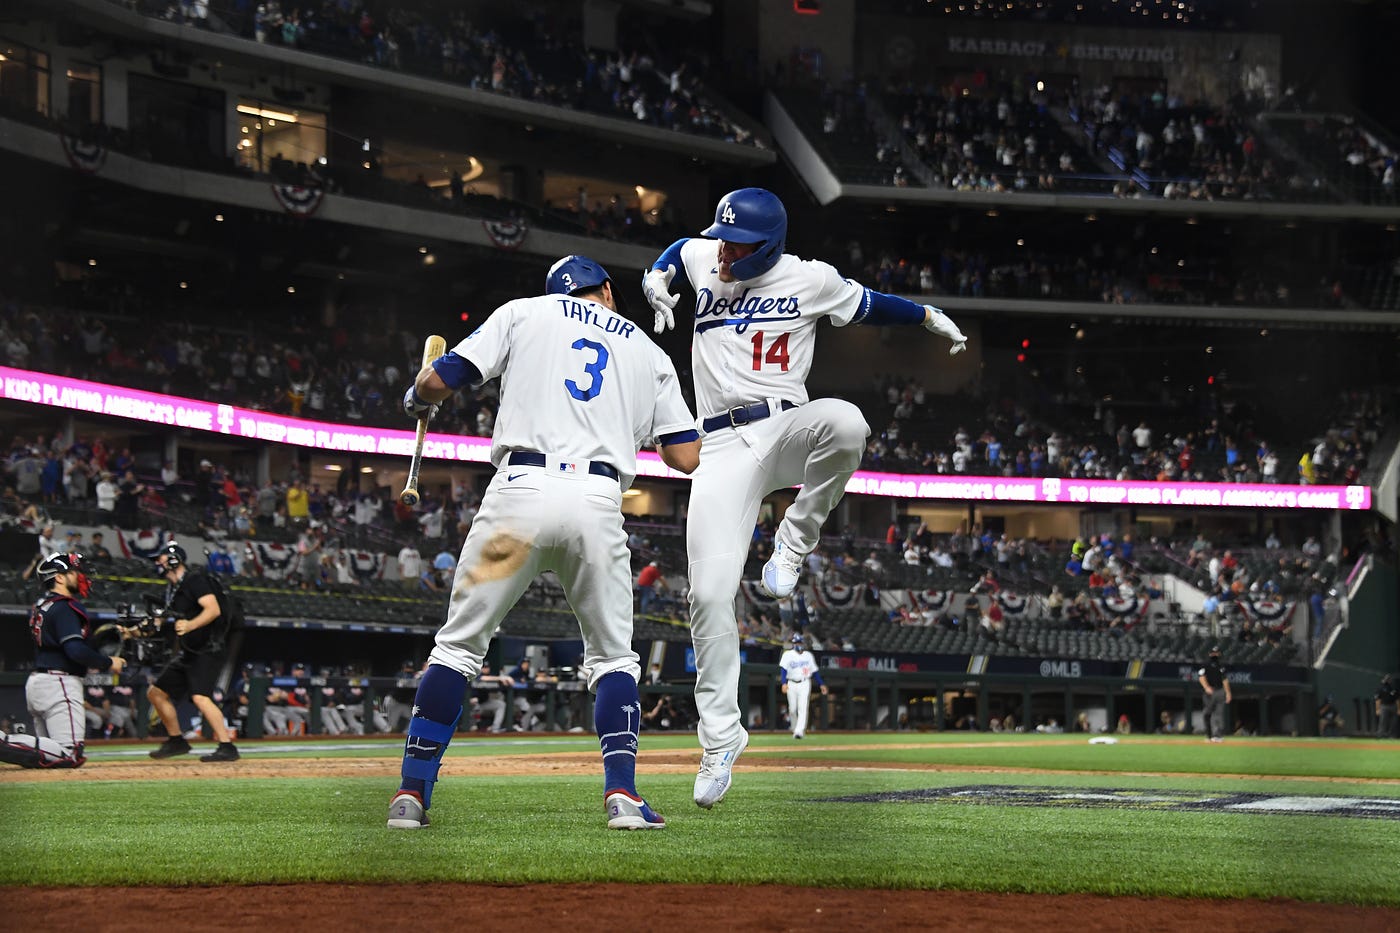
3, 732, 1398, 905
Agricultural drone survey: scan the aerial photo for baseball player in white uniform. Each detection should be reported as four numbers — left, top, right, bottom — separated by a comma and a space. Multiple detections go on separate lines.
643, 187, 968, 807
388, 255, 700, 831
779, 633, 827, 739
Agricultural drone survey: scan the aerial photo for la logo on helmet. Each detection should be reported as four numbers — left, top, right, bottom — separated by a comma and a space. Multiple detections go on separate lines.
720, 202, 736, 224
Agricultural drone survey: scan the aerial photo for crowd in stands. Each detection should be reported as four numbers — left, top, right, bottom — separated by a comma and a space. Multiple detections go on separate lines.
141, 0, 759, 146
1069, 86, 1325, 202
0, 407, 1365, 689
885, 79, 1101, 194
1, 280, 1388, 500
857, 369, 1385, 489
788, 70, 1388, 212
1263, 113, 1397, 203
0, 290, 505, 435
846, 238, 1356, 310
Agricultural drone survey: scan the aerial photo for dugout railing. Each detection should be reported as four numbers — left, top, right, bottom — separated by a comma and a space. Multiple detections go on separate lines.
736, 663, 1318, 739
0, 667, 1322, 741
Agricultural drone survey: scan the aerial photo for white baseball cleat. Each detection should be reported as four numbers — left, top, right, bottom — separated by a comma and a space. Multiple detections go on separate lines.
761, 542, 804, 598
694, 728, 749, 809
387, 791, 429, 829
606, 791, 667, 830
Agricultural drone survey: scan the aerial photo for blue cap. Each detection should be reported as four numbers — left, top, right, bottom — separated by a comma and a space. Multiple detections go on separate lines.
545, 255, 611, 296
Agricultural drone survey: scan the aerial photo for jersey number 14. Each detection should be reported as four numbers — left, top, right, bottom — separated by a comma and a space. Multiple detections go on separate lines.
750, 331, 790, 372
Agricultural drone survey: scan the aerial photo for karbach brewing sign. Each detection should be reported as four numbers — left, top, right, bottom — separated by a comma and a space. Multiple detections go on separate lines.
945, 36, 1178, 62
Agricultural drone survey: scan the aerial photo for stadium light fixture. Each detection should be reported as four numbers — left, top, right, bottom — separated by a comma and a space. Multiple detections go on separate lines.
236, 104, 299, 123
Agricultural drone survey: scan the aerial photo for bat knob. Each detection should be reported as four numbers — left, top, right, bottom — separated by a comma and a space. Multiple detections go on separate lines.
400, 490, 419, 507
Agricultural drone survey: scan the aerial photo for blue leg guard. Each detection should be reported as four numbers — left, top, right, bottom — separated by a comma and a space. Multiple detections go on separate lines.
595, 670, 642, 796
398, 665, 467, 808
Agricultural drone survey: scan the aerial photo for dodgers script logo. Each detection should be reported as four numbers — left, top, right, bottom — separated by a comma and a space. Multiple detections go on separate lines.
694, 286, 801, 334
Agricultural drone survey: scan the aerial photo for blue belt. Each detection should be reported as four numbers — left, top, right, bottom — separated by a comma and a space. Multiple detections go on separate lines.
506, 451, 619, 481
702, 400, 797, 433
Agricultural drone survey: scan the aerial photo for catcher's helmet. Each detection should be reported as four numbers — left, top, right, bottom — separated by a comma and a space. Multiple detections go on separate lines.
38, 552, 91, 598
546, 254, 612, 297
38, 552, 81, 580
154, 542, 187, 572
702, 188, 787, 280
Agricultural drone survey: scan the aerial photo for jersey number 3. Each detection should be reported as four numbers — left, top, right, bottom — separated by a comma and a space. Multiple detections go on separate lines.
750, 331, 790, 372
565, 338, 610, 401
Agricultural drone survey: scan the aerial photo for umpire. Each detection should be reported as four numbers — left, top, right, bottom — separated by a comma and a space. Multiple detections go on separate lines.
146, 543, 240, 762
1196, 646, 1231, 742
1376, 674, 1398, 739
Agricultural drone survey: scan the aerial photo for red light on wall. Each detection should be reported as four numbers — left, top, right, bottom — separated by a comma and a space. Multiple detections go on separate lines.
794, 0, 821, 13
1016, 353, 1026, 363
1021, 339, 1030, 349
459, 312, 470, 322
1207, 375, 1214, 385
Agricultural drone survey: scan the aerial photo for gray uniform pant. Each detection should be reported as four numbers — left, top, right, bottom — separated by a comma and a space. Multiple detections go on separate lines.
1202, 691, 1227, 739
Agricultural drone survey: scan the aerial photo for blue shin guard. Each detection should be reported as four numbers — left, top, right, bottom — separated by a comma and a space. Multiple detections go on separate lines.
398, 665, 467, 808
594, 670, 642, 796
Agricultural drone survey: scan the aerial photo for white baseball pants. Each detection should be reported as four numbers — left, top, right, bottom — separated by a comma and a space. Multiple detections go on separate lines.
687, 398, 867, 751
429, 462, 641, 689
786, 678, 812, 737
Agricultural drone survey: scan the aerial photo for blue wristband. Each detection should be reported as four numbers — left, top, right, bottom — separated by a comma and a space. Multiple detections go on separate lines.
851, 288, 927, 327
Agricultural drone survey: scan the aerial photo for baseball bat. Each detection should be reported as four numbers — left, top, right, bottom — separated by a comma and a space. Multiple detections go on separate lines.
398, 334, 448, 507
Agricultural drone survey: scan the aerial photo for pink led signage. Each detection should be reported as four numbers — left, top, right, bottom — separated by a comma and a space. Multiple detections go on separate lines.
0, 367, 1370, 510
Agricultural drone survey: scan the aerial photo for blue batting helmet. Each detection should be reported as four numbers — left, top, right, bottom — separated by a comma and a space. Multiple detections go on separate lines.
791, 632, 804, 645
702, 188, 787, 280
546, 254, 612, 296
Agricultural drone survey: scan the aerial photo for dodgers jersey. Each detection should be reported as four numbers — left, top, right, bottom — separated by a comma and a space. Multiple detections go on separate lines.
779, 648, 820, 684
672, 238, 865, 418
451, 293, 694, 490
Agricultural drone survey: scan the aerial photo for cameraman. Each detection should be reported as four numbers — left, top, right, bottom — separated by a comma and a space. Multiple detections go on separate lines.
146, 543, 240, 762
0, 553, 124, 769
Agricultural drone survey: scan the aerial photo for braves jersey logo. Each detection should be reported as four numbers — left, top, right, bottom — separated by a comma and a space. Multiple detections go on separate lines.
28, 594, 84, 647
694, 287, 801, 334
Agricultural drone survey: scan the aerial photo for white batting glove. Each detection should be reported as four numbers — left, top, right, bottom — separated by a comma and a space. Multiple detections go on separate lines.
402, 386, 438, 421
643, 265, 679, 334
923, 306, 968, 355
